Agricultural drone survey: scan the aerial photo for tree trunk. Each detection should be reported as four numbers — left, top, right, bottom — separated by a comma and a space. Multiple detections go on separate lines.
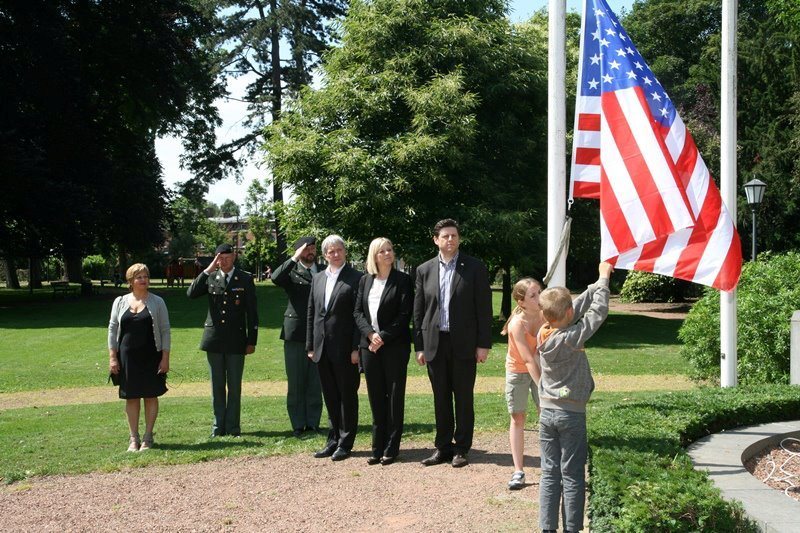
501, 259, 512, 320
28, 257, 43, 289
63, 253, 83, 282
2, 258, 21, 289
269, 0, 287, 262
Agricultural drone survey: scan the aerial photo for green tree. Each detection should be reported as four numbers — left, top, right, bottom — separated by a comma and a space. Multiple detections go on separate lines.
266, 0, 550, 313
0, 0, 221, 283
244, 179, 277, 280
220, 199, 241, 218
186, 0, 348, 261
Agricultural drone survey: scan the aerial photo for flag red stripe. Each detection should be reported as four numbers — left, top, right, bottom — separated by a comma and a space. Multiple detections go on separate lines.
600, 167, 638, 253
602, 92, 677, 238
633, 238, 667, 272
673, 180, 721, 281
714, 229, 743, 291
578, 113, 600, 131
575, 147, 601, 166
572, 181, 600, 199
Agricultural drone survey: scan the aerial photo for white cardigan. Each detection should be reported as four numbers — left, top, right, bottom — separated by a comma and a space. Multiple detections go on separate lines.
107, 293, 171, 353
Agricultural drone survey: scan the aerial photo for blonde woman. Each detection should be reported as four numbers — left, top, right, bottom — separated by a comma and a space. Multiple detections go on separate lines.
354, 238, 413, 465
501, 277, 545, 489
108, 264, 170, 451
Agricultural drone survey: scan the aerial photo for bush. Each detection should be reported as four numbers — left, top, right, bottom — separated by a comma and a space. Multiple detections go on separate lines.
619, 270, 701, 303
588, 385, 800, 532
678, 251, 800, 384
81, 255, 109, 280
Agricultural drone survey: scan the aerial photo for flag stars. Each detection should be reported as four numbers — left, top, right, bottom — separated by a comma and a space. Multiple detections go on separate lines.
608, 59, 621, 70
592, 29, 601, 40
590, 53, 602, 65
605, 28, 617, 37
594, 8, 605, 16
616, 48, 627, 57
626, 46, 635, 55
588, 78, 599, 89
651, 91, 662, 101
603, 73, 613, 83
619, 33, 627, 42
660, 107, 669, 117
599, 37, 610, 48
643, 76, 653, 85
626, 70, 637, 80
634, 61, 644, 70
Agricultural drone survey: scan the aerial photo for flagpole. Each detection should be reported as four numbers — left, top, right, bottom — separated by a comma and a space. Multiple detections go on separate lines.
720, 0, 738, 387
547, 0, 567, 288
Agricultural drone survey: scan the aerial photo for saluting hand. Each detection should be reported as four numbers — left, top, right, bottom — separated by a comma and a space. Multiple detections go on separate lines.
204, 253, 222, 275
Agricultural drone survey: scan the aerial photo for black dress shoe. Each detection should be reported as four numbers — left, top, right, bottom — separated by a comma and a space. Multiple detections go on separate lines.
366, 456, 381, 465
452, 453, 469, 468
313, 444, 336, 458
331, 447, 351, 461
421, 450, 453, 466
292, 428, 303, 438
380, 456, 396, 466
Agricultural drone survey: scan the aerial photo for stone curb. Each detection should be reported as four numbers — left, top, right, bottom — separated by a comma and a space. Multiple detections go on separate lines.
687, 420, 800, 533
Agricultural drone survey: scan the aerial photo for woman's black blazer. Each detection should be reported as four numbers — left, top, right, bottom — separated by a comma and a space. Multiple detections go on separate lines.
353, 268, 413, 350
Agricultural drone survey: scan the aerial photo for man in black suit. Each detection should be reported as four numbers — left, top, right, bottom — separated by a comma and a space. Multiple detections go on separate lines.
413, 219, 493, 468
187, 243, 258, 437
271, 236, 322, 436
306, 234, 363, 461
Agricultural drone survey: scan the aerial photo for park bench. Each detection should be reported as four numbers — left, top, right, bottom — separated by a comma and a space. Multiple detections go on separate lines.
51, 281, 76, 298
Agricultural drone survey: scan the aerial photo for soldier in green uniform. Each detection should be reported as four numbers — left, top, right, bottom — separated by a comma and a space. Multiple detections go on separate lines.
187, 243, 258, 437
271, 236, 323, 436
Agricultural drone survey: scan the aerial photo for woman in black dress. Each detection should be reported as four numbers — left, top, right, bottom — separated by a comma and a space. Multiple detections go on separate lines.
354, 237, 413, 465
108, 264, 171, 451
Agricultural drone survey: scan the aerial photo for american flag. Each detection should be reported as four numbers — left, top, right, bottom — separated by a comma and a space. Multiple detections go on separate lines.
569, 0, 742, 291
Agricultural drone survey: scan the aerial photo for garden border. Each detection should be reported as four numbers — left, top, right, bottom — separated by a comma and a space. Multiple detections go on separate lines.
687, 420, 800, 533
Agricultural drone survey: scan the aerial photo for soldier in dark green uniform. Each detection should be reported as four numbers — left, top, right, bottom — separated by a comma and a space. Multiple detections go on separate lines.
187, 243, 258, 437
271, 236, 322, 436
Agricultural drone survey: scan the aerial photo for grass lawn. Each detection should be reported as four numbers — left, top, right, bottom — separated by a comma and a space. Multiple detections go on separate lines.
0, 283, 689, 482
0, 285, 685, 393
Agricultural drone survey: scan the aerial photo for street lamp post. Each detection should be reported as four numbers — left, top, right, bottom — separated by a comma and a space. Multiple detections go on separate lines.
743, 178, 766, 261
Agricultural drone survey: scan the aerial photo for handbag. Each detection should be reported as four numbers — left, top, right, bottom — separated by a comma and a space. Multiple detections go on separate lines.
108, 372, 120, 386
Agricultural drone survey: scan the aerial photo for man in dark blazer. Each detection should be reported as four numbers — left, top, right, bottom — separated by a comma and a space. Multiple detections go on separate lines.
413, 219, 493, 468
306, 234, 363, 461
187, 243, 258, 437
271, 236, 322, 436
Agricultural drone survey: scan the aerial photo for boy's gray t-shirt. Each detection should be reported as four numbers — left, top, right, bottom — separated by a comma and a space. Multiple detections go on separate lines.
537, 278, 610, 413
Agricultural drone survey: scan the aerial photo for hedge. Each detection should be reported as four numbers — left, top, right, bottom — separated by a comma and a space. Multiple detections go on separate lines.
588, 385, 800, 532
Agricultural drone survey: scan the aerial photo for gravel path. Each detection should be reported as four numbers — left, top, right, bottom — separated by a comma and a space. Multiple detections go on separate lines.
0, 432, 540, 532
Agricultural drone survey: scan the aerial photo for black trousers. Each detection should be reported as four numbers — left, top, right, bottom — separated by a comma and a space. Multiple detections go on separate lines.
426, 332, 477, 455
362, 344, 409, 458
317, 346, 360, 450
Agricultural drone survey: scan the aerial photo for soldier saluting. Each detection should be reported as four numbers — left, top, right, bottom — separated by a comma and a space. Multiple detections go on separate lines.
188, 243, 258, 437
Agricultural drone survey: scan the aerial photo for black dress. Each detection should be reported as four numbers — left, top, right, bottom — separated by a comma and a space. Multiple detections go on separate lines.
118, 308, 167, 399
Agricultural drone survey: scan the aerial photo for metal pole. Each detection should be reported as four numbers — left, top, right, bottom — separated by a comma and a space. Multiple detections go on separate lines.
547, 0, 567, 288
751, 208, 757, 261
720, 0, 738, 388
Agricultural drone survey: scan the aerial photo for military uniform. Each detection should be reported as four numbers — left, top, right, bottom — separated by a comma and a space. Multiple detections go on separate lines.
272, 257, 322, 432
188, 266, 258, 436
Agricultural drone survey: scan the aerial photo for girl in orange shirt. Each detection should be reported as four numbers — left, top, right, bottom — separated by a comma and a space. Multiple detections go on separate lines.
501, 277, 545, 490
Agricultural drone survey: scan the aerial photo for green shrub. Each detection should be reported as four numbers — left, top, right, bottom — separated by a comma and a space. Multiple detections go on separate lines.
588, 385, 800, 532
619, 270, 701, 303
81, 255, 109, 280
678, 251, 800, 384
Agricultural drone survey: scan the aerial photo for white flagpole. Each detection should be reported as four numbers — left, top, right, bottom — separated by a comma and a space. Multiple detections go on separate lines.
547, 0, 567, 287
720, 0, 738, 387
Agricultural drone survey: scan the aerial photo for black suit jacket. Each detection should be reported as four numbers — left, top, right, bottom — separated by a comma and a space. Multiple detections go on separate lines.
187, 267, 258, 354
413, 252, 492, 361
271, 257, 315, 342
353, 269, 413, 350
306, 264, 363, 363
